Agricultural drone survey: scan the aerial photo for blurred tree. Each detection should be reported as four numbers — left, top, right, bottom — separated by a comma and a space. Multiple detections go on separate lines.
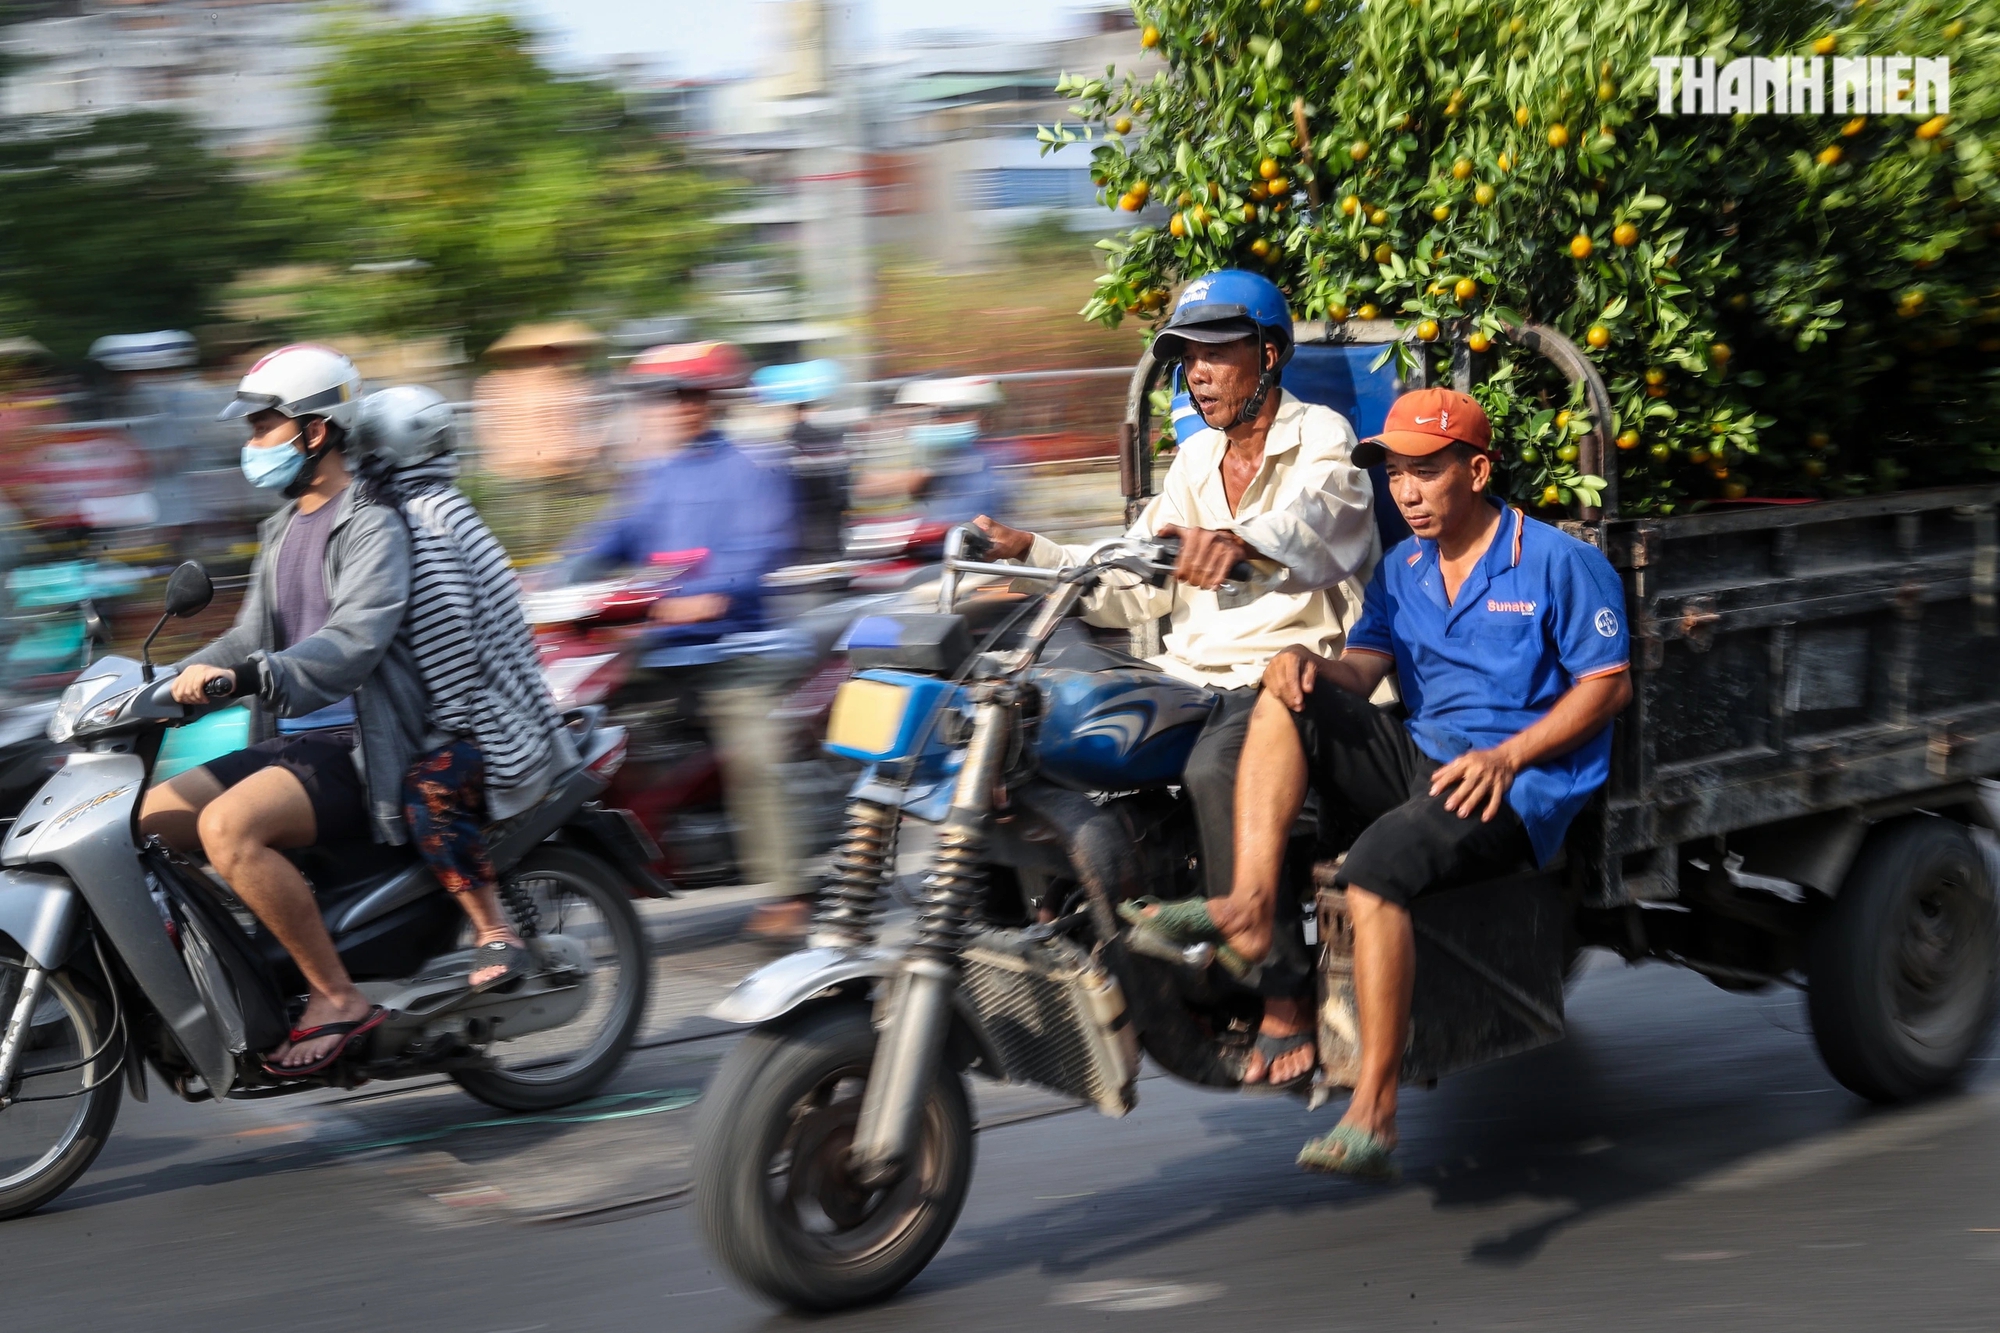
263, 14, 737, 354
0, 111, 262, 361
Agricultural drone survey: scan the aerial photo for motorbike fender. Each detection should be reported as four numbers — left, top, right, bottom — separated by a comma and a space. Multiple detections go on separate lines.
0, 868, 80, 969
710, 947, 1010, 1079
4, 753, 234, 1095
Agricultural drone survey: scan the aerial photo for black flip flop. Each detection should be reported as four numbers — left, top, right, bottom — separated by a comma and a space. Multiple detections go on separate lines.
468, 939, 530, 995
1241, 1028, 1317, 1096
261, 1005, 388, 1080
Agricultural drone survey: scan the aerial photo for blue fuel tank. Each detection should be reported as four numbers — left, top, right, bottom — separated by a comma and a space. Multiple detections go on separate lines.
1031, 666, 1216, 790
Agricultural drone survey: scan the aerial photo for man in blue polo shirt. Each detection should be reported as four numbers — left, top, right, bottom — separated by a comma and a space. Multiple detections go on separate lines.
1124, 388, 1631, 1178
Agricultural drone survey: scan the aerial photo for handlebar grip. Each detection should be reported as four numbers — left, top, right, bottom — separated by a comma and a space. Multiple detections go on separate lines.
203, 674, 235, 699
957, 524, 994, 560
1151, 536, 1253, 582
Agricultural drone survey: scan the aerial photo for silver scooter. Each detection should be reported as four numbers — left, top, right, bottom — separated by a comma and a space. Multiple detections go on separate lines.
0, 562, 655, 1219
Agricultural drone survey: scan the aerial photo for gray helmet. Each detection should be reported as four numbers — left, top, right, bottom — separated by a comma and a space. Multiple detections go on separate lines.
359, 384, 456, 467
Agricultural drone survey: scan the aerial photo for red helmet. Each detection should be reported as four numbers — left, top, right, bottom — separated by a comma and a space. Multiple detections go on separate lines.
626, 341, 750, 394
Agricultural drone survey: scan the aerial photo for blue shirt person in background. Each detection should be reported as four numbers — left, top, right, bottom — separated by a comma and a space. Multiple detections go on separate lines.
578, 357, 794, 645
1120, 388, 1632, 1181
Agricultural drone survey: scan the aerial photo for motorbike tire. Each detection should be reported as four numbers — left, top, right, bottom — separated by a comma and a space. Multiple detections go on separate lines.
0, 960, 122, 1221
1807, 816, 2000, 1104
694, 1002, 974, 1313
451, 847, 650, 1113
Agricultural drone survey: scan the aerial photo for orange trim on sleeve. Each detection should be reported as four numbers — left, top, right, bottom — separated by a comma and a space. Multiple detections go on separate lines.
1343, 646, 1396, 660
1573, 661, 1630, 681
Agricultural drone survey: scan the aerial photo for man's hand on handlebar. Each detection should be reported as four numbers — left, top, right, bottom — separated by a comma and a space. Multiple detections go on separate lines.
650, 594, 730, 627
1158, 524, 1254, 591
972, 515, 1032, 562
171, 664, 235, 705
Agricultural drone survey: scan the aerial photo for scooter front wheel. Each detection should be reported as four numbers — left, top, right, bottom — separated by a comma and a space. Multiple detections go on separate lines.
0, 955, 121, 1220
694, 1001, 973, 1312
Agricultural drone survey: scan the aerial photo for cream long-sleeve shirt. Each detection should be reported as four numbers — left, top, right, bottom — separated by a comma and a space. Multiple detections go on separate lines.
1025, 390, 1380, 690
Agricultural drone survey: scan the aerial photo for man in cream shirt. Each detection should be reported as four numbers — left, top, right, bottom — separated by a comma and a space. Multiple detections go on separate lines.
976, 270, 1378, 1084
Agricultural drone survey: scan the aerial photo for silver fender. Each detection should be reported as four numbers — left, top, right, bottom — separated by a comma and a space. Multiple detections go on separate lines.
4, 753, 233, 1094
0, 869, 80, 970
709, 947, 897, 1025
709, 947, 1009, 1079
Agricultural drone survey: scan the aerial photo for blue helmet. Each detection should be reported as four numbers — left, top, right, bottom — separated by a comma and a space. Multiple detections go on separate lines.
1154, 270, 1294, 428
1153, 269, 1293, 362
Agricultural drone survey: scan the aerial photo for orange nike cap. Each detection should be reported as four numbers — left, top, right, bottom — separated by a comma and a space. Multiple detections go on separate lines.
1353, 388, 1493, 468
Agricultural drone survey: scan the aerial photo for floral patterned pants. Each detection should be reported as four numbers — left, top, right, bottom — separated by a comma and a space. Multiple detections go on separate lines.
403, 739, 496, 897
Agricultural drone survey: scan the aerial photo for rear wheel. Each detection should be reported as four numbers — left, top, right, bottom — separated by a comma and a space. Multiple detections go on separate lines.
694, 1003, 973, 1312
451, 847, 649, 1112
0, 957, 122, 1220
1808, 817, 2000, 1103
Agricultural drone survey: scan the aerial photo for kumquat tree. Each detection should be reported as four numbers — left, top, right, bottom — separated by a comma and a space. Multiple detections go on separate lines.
1045, 0, 2000, 512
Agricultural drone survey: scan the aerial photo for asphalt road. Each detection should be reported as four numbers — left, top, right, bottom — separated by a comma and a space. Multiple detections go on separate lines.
7, 896, 1999, 1333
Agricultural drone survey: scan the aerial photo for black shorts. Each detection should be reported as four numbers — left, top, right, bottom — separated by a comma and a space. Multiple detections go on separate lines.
201, 729, 369, 845
1289, 687, 1533, 910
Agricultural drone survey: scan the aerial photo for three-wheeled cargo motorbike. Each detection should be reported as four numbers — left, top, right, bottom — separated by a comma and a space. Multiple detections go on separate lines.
693, 322, 2000, 1311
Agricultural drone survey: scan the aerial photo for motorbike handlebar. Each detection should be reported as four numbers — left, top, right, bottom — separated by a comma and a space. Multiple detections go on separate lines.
203, 674, 235, 699
1149, 534, 1254, 584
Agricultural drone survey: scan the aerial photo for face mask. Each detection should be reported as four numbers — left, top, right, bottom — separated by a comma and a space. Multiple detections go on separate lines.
910, 421, 980, 456
241, 434, 307, 490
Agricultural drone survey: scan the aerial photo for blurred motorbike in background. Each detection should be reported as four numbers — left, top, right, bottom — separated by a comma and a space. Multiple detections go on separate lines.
523, 558, 883, 894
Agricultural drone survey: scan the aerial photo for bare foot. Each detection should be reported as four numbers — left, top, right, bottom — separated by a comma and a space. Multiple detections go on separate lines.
469, 927, 525, 989
1335, 1096, 1399, 1153
1243, 995, 1316, 1086
1132, 897, 1274, 968
271, 991, 375, 1071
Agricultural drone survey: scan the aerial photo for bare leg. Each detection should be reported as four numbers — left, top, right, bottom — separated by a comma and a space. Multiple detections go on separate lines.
138, 768, 225, 856
456, 884, 524, 987
1149, 690, 1317, 1086
1337, 885, 1415, 1148
197, 767, 371, 1068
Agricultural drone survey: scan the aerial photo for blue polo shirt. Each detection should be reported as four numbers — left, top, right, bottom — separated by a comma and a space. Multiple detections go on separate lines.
1345, 502, 1629, 865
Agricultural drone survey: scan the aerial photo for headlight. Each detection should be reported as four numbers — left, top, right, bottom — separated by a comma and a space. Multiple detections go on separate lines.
47, 675, 132, 744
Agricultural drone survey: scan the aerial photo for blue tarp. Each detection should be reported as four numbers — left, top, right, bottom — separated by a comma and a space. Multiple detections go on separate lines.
1282, 342, 1413, 552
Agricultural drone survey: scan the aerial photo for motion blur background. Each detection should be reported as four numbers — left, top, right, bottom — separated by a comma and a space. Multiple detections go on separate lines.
0, 0, 1157, 676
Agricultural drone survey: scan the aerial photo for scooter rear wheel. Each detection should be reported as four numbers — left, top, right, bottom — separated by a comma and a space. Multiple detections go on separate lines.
694, 1002, 973, 1312
451, 847, 649, 1112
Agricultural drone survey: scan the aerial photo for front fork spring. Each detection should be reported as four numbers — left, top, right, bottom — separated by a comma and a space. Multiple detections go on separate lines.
810, 800, 898, 949
909, 818, 988, 967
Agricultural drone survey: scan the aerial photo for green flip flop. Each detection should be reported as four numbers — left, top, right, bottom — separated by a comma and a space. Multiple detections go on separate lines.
1116, 896, 1256, 980
1296, 1123, 1402, 1182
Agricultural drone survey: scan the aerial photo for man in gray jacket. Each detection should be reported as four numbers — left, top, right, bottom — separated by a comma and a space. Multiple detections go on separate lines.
139, 345, 428, 1077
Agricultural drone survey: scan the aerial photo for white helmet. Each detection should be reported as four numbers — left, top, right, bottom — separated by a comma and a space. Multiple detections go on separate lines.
895, 375, 1003, 409
359, 384, 456, 467
218, 343, 363, 435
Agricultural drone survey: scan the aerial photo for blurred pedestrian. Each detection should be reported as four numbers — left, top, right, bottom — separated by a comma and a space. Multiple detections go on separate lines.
752, 359, 849, 565
472, 321, 605, 561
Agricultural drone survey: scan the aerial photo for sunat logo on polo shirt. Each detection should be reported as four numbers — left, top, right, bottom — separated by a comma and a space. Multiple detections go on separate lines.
1487, 598, 1536, 616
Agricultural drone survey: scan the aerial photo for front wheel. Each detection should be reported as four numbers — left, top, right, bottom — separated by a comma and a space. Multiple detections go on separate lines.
1808, 817, 2000, 1103
0, 957, 122, 1220
694, 1003, 973, 1312
451, 846, 649, 1112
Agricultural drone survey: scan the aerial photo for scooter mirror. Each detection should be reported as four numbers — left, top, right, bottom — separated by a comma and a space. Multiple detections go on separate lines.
163, 562, 213, 619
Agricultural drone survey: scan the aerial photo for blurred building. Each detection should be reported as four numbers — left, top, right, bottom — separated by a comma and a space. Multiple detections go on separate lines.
0, 0, 388, 159
633, 3, 1160, 372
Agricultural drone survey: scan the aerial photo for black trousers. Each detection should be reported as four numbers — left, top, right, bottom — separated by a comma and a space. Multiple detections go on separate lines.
1182, 686, 1260, 900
